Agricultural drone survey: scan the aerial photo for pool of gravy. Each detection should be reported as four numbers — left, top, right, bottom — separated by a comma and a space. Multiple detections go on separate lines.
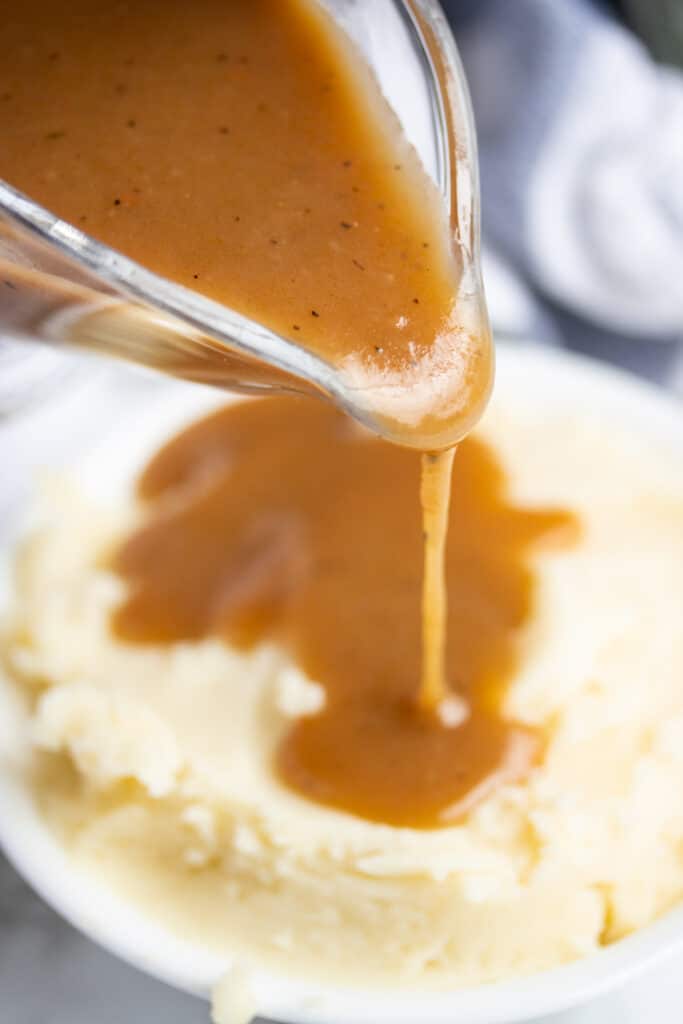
112, 399, 577, 828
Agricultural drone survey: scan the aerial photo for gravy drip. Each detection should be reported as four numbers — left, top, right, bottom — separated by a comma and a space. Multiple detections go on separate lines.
420, 449, 456, 711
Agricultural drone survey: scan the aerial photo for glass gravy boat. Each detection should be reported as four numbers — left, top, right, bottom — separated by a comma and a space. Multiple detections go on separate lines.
0, 0, 489, 447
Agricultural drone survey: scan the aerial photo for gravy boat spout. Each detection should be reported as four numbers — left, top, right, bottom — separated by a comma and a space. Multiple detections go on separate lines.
0, 0, 490, 449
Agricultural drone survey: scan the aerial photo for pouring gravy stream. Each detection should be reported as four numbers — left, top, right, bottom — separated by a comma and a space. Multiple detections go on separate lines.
2, 0, 571, 825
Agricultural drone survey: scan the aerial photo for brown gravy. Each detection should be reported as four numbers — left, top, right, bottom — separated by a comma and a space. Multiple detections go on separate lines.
1, 0, 491, 447
2, 0, 563, 825
112, 399, 576, 828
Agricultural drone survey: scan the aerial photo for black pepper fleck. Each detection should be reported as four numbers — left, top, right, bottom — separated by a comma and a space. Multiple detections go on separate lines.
113, 198, 121, 206
127, 119, 136, 128
218, 126, 229, 134
342, 160, 352, 168
45, 131, 65, 140
374, 345, 384, 353
292, 325, 300, 331
340, 221, 352, 230
413, 297, 419, 304
3, 279, 17, 290
233, 215, 240, 222
311, 309, 320, 317
193, 274, 199, 279
352, 258, 365, 271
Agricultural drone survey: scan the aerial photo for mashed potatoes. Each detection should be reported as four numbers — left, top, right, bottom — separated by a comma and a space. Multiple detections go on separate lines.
4, 389, 683, 989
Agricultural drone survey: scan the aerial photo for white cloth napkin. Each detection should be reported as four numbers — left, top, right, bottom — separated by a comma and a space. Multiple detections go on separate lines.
449, 0, 683, 341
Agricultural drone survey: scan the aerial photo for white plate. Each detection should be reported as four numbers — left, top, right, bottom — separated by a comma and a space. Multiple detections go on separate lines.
1, 343, 683, 1024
